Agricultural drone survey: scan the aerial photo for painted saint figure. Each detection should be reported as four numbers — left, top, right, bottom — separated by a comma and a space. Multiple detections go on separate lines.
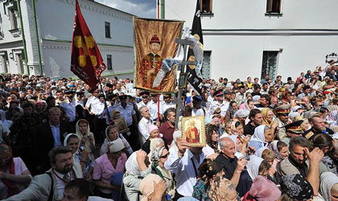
140, 35, 163, 89
185, 120, 200, 143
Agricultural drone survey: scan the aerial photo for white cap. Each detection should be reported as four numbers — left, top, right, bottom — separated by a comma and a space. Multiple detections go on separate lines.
108, 138, 125, 153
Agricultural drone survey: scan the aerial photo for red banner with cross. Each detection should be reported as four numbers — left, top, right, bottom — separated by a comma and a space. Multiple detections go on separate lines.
71, 0, 106, 89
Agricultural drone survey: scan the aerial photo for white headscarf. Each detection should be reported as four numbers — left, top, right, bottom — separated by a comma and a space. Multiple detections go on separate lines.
320, 172, 338, 201
247, 155, 264, 180
252, 125, 267, 142
255, 147, 268, 158
63, 133, 80, 147
125, 152, 140, 175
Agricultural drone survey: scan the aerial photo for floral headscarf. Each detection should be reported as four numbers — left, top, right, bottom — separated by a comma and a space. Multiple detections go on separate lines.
281, 174, 313, 201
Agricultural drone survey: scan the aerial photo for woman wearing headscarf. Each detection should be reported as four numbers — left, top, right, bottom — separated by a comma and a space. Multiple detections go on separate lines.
249, 125, 273, 151
92, 138, 127, 200
246, 155, 264, 180
261, 108, 278, 137
271, 140, 289, 161
100, 125, 132, 156
139, 174, 167, 201
241, 175, 281, 201
280, 174, 314, 201
63, 133, 89, 179
75, 119, 95, 160
150, 146, 175, 200
123, 138, 165, 201
320, 172, 338, 201
192, 159, 223, 201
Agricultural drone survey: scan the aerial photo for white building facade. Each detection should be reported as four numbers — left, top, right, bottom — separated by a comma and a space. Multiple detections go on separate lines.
0, 0, 134, 78
163, 0, 338, 81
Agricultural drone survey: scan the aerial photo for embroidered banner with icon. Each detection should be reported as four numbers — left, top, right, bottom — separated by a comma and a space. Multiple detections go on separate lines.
71, 0, 106, 89
134, 18, 183, 93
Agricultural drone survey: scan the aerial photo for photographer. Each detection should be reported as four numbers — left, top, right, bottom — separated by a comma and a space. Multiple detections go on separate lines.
215, 137, 252, 197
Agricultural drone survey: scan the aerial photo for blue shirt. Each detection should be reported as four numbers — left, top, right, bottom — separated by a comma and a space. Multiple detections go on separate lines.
59, 101, 76, 122
111, 104, 135, 126
50, 124, 62, 147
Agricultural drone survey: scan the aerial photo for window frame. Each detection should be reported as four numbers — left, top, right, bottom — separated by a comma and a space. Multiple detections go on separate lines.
200, 0, 214, 17
107, 54, 112, 70
265, 0, 283, 16
0, 52, 9, 73
261, 50, 280, 80
105, 21, 111, 38
8, 6, 19, 31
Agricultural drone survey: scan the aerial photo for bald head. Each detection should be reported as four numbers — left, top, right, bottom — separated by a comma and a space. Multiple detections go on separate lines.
219, 137, 236, 158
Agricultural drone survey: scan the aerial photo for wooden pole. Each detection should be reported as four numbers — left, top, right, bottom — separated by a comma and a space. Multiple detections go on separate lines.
174, 39, 194, 129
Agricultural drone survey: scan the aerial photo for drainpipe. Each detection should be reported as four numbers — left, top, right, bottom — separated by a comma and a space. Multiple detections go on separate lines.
32, 0, 43, 75
17, 0, 29, 74
161, 0, 165, 19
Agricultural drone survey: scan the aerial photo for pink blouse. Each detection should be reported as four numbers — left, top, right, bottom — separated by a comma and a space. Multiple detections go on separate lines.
92, 153, 127, 184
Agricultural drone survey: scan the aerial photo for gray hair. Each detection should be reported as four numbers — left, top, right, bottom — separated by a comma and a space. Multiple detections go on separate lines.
139, 106, 148, 113
218, 137, 233, 150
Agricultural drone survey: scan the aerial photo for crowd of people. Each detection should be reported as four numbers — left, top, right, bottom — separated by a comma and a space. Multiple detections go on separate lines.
0, 64, 338, 201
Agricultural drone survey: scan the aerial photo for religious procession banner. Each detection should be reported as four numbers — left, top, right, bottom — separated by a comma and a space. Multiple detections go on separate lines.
71, 0, 106, 89
134, 18, 184, 93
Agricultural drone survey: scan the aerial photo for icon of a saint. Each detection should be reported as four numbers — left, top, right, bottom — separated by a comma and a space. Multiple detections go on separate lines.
185, 120, 200, 143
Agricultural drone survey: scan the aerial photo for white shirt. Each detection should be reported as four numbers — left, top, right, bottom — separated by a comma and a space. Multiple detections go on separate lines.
192, 108, 205, 117
85, 96, 104, 115
138, 117, 153, 144
202, 145, 215, 157
165, 149, 206, 197
88, 196, 114, 201
53, 170, 76, 200
209, 100, 229, 117
148, 100, 160, 121
160, 101, 176, 114
137, 101, 151, 110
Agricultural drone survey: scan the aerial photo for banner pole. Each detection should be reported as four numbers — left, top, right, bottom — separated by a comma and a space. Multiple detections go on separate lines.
174, 39, 192, 129
98, 81, 111, 124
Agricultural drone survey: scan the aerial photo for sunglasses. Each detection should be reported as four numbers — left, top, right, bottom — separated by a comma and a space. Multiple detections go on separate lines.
160, 154, 169, 158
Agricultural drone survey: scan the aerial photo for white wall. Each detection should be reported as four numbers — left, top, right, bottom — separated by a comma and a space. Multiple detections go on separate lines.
206, 35, 338, 80
35, 0, 134, 78
165, 0, 338, 29
37, 0, 133, 46
165, 0, 338, 81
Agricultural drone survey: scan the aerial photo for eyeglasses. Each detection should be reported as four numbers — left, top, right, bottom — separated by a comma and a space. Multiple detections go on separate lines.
160, 154, 169, 158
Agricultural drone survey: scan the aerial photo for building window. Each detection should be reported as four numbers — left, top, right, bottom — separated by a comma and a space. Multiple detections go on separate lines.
0, 53, 8, 73
107, 54, 112, 70
8, 7, 18, 30
200, 0, 213, 16
201, 51, 211, 79
0, 12, 3, 39
261, 51, 279, 80
105, 22, 111, 38
266, 0, 282, 15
